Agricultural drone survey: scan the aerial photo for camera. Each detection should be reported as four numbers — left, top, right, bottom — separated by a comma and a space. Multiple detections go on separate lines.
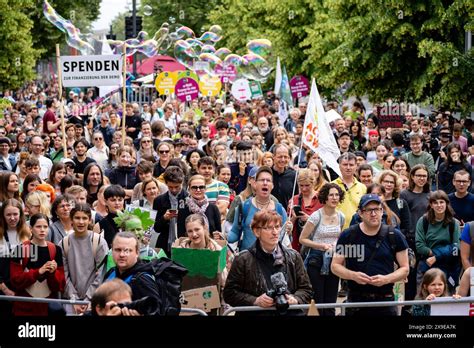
266, 272, 289, 314
117, 296, 158, 316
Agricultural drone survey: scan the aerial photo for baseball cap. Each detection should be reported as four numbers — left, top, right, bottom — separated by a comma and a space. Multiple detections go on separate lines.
338, 130, 351, 138
249, 166, 259, 179
354, 151, 366, 160
358, 194, 382, 210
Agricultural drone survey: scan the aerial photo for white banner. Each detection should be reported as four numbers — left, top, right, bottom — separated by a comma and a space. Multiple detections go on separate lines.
303, 79, 341, 177
61, 55, 123, 87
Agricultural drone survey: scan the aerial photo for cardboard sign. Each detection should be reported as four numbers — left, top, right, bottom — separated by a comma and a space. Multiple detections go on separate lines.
289, 75, 310, 99
61, 55, 122, 87
155, 71, 177, 95
215, 63, 237, 83
199, 75, 222, 97
181, 285, 220, 312
172, 244, 227, 278
249, 81, 263, 99
231, 78, 251, 101
175, 77, 199, 102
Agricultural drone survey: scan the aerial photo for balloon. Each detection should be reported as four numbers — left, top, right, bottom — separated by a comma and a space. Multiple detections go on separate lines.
143, 5, 153, 16
215, 47, 232, 60
43, 0, 95, 55
247, 39, 272, 59
174, 40, 197, 70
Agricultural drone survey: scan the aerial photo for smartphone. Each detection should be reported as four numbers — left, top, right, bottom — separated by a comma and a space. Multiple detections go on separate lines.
169, 209, 178, 214
293, 205, 302, 215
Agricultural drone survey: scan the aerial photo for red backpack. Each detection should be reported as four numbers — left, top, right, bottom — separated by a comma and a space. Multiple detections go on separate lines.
21, 240, 57, 268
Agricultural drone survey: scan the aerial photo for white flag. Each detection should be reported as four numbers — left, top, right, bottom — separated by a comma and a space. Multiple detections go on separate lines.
274, 57, 282, 95
303, 79, 341, 177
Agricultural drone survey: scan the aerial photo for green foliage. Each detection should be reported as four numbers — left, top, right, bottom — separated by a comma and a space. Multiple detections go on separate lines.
29, 0, 101, 59
210, 0, 474, 111
140, 0, 222, 39
0, 0, 40, 90
111, 12, 126, 41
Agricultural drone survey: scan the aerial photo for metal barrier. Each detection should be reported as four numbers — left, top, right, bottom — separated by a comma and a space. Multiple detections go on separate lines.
0, 295, 208, 316
222, 297, 474, 316
129, 85, 158, 105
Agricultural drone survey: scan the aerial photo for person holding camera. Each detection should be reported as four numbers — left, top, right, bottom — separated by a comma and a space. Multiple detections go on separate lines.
223, 210, 312, 316
90, 279, 141, 316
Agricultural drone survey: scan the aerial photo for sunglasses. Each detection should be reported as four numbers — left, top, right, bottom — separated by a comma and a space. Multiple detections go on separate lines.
159, 150, 170, 154
94, 137, 103, 141
142, 140, 151, 143
190, 185, 206, 191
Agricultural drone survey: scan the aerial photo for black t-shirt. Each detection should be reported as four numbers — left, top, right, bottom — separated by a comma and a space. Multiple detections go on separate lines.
73, 156, 96, 175
336, 224, 408, 295
125, 115, 142, 139
12, 243, 63, 269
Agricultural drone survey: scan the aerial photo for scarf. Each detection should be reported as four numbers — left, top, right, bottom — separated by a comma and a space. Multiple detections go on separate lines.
186, 196, 210, 229
168, 192, 179, 250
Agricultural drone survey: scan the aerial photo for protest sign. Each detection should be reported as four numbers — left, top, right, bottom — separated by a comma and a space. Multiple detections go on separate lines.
60, 55, 122, 87
199, 75, 222, 97
231, 78, 251, 101
155, 71, 178, 95
175, 77, 199, 102
289, 75, 310, 99
249, 81, 263, 99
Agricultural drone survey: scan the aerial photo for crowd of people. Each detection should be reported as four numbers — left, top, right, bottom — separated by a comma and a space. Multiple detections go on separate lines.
0, 80, 473, 317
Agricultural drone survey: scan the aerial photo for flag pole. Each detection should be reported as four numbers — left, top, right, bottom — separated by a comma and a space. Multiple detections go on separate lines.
55, 44, 68, 158
121, 44, 127, 147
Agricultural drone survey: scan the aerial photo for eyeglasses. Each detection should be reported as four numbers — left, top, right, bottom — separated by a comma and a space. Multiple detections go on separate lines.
190, 185, 206, 191
382, 180, 395, 185
94, 137, 103, 141
362, 207, 383, 215
454, 180, 470, 184
159, 150, 170, 154
112, 248, 134, 255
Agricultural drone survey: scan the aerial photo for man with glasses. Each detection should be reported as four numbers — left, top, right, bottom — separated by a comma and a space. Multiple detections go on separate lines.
94, 113, 115, 147
29, 134, 52, 180
403, 134, 436, 179
332, 194, 409, 316
153, 166, 189, 256
449, 169, 474, 232
0, 137, 16, 172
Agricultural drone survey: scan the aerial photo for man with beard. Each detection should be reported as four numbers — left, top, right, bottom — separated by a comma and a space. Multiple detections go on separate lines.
257, 116, 274, 150
73, 138, 96, 181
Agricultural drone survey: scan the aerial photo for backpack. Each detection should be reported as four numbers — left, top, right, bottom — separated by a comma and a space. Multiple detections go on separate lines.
110, 258, 188, 316
466, 221, 474, 262
62, 232, 102, 269
421, 216, 455, 244
21, 240, 56, 267
348, 224, 416, 269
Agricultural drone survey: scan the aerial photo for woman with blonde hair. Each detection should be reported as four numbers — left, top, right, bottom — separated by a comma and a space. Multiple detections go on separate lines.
24, 191, 51, 219
289, 169, 322, 252
269, 127, 288, 152
307, 160, 328, 192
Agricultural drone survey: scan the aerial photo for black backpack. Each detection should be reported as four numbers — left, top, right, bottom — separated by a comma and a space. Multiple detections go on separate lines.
121, 258, 188, 316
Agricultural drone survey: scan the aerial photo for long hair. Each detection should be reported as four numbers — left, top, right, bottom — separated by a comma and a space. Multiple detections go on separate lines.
47, 162, 66, 187
25, 191, 52, 218
426, 190, 455, 226
445, 142, 467, 166
416, 268, 448, 300
0, 172, 21, 202
408, 164, 430, 193
0, 198, 30, 242
21, 174, 42, 202
83, 163, 104, 198
185, 213, 212, 247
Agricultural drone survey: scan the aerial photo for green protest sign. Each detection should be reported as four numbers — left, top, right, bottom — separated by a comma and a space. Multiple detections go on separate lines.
249, 81, 263, 99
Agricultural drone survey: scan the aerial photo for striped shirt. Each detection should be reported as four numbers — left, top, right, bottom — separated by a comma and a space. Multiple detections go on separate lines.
205, 180, 230, 205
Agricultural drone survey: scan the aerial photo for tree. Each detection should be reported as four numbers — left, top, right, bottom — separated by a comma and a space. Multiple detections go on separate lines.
303, 0, 474, 111
210, 0, 474, 111
0, 0, 40, 90
140, 0, 222, 40
111, 12, 126, 41
29, 0, 101, 59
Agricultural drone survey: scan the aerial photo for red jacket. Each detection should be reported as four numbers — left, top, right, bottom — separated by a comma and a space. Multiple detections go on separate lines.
10, 241, 65, 316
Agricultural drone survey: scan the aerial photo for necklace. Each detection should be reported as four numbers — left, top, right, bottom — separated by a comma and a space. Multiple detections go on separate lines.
323, 208, 338, 224
255, 197, 271, 210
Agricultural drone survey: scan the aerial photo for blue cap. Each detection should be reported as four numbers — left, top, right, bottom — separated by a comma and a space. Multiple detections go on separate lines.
358, 194, 382, 209
249, 166, 259, 178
